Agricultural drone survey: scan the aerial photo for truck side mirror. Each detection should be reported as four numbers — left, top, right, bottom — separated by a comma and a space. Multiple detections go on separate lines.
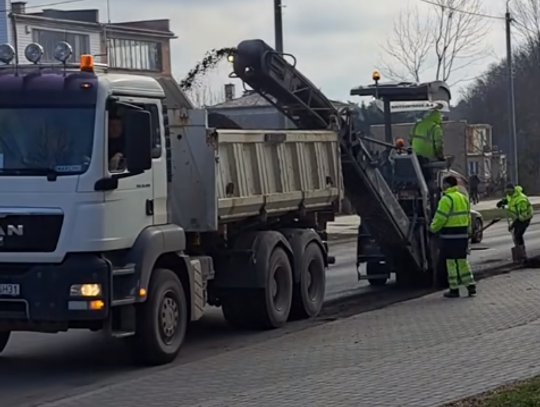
122, 110, 152, 173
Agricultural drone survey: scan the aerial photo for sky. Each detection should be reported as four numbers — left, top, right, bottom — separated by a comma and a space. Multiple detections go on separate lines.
38, 0, 517, 102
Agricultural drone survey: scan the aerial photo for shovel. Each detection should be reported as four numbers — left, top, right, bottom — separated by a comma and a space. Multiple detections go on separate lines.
481, 217, 502, 233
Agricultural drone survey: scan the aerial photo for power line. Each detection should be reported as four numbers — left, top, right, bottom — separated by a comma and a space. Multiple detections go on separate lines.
417, 0, 505, 20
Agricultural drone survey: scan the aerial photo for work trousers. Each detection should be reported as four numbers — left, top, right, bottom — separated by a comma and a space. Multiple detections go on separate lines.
440, 237, 475, 290
417, 156, 433, 185
470, 188, 479, 205
512, 219, 531, 245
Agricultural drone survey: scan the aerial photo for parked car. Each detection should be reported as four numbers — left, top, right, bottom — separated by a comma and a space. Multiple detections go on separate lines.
471, 209, 484, 243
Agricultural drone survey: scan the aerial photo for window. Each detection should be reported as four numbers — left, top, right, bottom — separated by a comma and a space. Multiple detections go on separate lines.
107, 101, 162, 173
468, 161, 479, 176
108, 38, 162, 71
0, 106, 95, 176
32, 29, 90, 63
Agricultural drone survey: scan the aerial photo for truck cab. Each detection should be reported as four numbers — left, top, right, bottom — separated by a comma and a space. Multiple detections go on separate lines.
0, 41, 206, 365
0, 40, 341, 366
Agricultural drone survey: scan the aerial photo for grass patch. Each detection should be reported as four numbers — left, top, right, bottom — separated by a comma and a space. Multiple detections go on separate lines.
444, 375, 540, 406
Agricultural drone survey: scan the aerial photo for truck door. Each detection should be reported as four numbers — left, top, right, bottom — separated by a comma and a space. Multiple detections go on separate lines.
105, 97, 159, 238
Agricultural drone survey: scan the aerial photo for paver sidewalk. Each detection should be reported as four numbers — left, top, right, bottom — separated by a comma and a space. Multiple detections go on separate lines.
43, 269, 540, 407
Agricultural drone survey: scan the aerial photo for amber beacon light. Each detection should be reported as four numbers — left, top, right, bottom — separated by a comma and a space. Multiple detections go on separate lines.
80, 55, 94, 72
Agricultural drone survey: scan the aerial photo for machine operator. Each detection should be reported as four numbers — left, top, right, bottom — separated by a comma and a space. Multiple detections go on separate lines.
108, 114, 125, 171
430, 175, 477, 298
409, 108, 445, 183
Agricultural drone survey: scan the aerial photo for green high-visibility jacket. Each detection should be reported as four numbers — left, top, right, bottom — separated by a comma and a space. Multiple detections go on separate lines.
409, 110, 444, 160
430, 186, 471, 238
507, 186, 533, 223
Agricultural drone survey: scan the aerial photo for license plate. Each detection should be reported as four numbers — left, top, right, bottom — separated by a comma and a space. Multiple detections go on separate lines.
0, 284, 20, 296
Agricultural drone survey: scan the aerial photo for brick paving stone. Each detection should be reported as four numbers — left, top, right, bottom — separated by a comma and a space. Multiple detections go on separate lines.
42, 269, 540, 407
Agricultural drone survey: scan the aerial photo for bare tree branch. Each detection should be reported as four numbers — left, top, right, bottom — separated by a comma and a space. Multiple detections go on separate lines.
377, 4, 434, 82
378, 0, 493, 83
511, 0, 540, 45
185, 83, 224, 108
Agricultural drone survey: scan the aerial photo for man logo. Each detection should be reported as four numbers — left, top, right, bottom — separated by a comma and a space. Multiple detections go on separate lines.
0, 225, 24, 236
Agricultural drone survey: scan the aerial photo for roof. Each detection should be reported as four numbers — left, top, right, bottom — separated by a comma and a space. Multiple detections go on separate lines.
100, 73, 166, 97
211, 91, 351, 110
11, 11, 176, 38
211, 92, 271, 109
102, 74, 194, 108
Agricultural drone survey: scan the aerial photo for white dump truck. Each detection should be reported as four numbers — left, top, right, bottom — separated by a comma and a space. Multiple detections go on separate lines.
0, 42, 342, 365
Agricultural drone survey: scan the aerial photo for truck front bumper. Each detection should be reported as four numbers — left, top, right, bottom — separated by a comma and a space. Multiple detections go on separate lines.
0, 254, 110, 326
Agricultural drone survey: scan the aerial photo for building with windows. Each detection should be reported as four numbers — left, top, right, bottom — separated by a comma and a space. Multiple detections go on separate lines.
4, 2, 191, 111
6, 2, 175, 75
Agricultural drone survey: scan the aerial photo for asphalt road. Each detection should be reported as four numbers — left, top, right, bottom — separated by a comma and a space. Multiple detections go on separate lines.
2, 218, 540, 407
326, 218, 540, 301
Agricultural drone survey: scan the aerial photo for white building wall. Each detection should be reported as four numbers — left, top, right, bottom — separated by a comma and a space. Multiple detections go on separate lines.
0, 0, 10, 45
14, 20, 101, 63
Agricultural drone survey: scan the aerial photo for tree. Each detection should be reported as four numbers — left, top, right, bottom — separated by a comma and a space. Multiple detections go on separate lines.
185, 84, 224, 108
458, 32, 540, 193
378, 0, 492, 84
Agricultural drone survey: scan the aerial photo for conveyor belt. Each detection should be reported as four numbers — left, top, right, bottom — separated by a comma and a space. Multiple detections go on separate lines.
231, 39, 425, 273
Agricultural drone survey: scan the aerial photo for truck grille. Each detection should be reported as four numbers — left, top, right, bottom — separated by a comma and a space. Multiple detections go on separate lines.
0, 214, 63, 252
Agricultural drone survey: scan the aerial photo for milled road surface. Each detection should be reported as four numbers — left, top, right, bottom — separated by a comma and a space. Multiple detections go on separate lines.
2, 219, 540, 407
327, 218, 540, 301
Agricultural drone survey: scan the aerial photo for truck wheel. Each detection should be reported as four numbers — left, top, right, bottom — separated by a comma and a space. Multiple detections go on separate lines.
291, 242, 326, 319
0, 331, 10, 353
366, 262, 389, 286
222, 247, 293, 329
128, 268, 188, 366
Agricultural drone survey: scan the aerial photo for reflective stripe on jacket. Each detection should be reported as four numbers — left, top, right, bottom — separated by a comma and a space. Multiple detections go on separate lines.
430, 186, 470, 239
507, 186, 533, 222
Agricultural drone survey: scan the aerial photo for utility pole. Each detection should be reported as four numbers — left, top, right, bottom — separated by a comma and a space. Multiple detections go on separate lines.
505, 2, 519, 184
274, 0, 283, 52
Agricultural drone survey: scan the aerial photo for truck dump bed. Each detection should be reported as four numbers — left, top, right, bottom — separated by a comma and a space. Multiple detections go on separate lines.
168, 109, 342, 232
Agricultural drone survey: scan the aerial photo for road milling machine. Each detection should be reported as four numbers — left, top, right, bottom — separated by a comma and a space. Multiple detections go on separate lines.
230, 39, 460, 289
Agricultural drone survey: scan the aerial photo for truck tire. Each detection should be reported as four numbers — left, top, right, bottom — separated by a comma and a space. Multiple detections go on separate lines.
222, 247, 293, 329
0, 331, 10, 354
366, 262, 389, 286
291, 242, 326, 319
128, 268, 188, 365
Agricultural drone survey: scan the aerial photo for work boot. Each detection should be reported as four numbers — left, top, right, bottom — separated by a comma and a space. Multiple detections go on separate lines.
511, 246, 520, 263
521, 245, 528, 265
467, 284, 477, 297
443, 289, 460, 298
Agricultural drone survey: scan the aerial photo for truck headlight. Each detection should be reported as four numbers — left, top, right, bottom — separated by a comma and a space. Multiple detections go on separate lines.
70, 284, 101, 297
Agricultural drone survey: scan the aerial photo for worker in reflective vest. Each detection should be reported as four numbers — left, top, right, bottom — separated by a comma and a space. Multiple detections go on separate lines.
430, 175, 477, 298
409, 109, 445, 184
497, 183, 533, 263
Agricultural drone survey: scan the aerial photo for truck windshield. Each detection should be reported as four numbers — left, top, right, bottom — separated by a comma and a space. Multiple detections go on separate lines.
0, 107, 95, 176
